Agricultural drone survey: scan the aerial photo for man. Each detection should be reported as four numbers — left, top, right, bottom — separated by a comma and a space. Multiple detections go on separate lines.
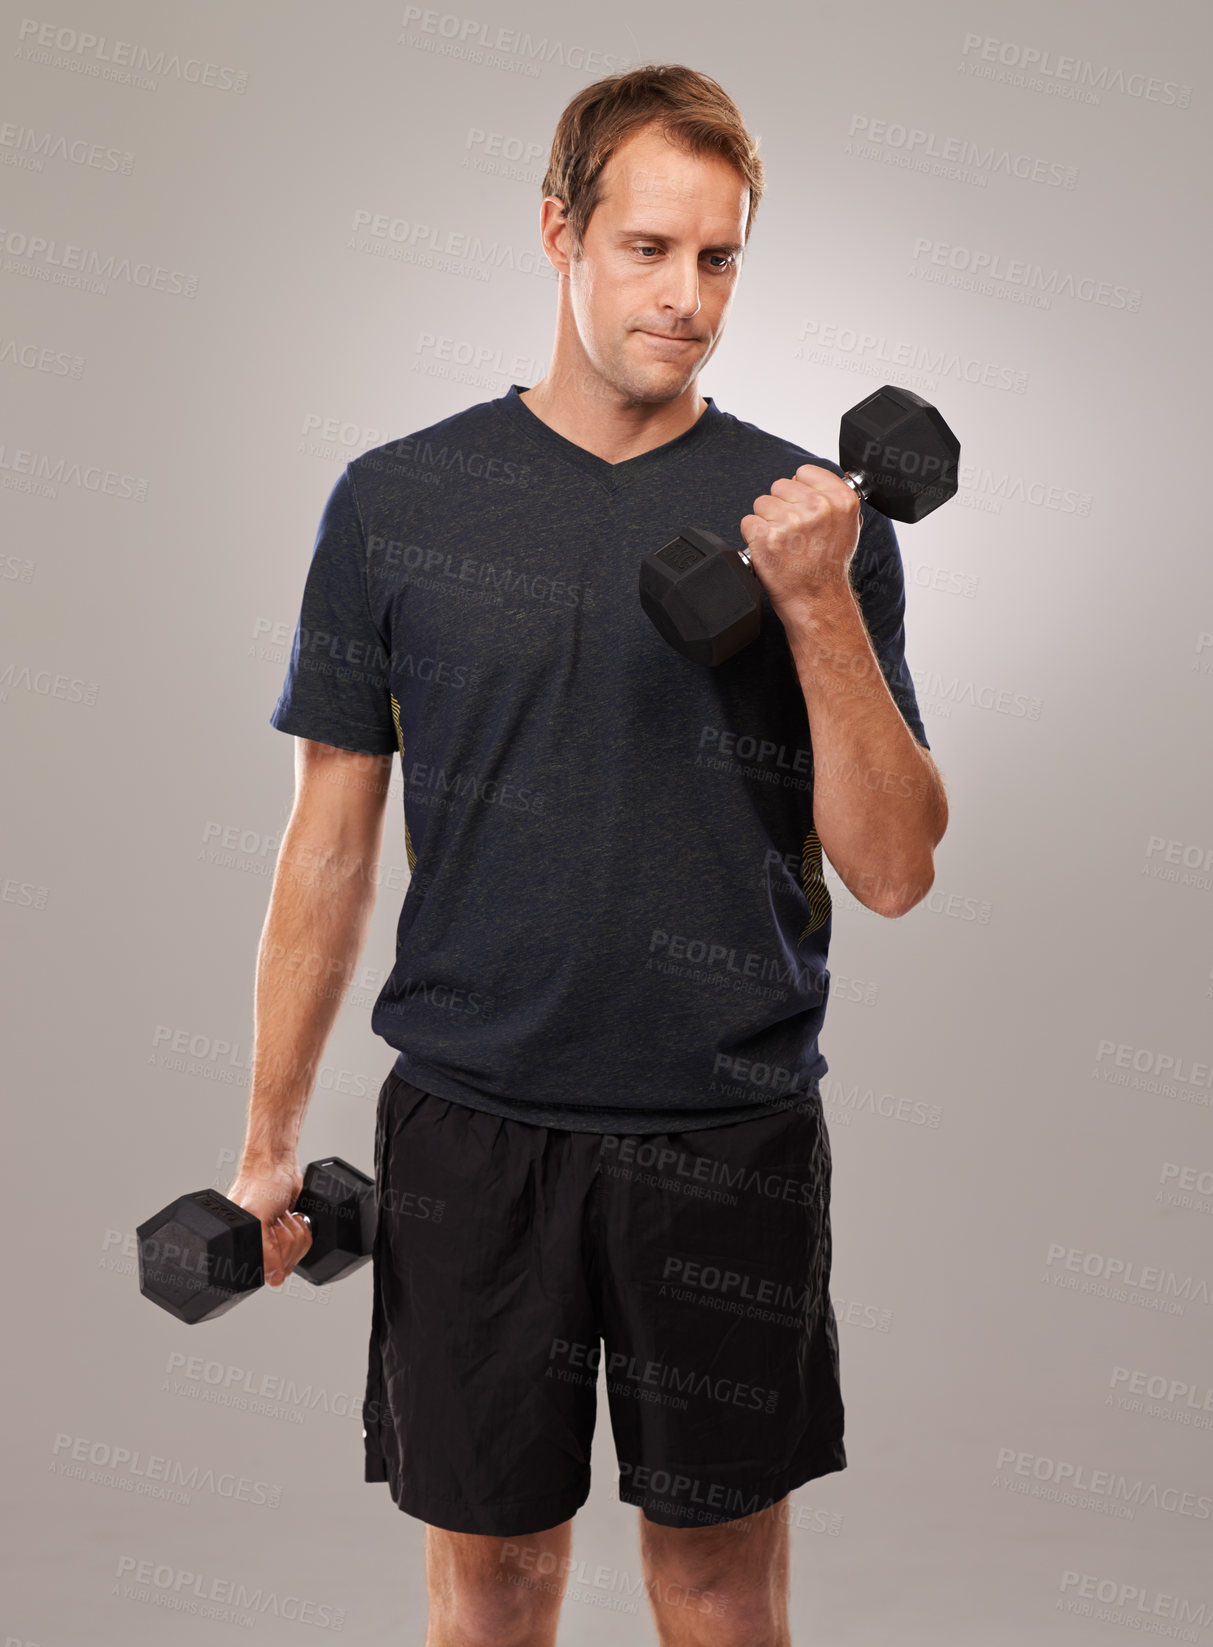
231, 63, 947, 1647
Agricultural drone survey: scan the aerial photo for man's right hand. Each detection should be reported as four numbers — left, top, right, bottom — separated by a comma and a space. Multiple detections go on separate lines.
226, 1159, 314, 1287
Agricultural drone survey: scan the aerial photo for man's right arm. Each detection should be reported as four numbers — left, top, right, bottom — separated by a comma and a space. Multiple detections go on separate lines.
228, 737, 393, 1286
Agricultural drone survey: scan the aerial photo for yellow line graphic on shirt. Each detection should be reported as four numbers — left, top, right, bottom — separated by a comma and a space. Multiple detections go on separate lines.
799, 825, 831, 942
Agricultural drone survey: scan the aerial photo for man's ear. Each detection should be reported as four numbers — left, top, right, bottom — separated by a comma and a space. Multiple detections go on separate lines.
540, 197, 576, 272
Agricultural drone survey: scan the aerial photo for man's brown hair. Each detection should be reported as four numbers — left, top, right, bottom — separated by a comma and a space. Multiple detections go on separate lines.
540, 63, 765, 258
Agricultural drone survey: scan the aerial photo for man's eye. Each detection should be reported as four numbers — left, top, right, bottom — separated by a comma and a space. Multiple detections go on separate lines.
634, 247, 734, 269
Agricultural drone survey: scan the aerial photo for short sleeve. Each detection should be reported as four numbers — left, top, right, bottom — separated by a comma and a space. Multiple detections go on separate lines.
269, 465, 398, 756
850, 509, 930, 751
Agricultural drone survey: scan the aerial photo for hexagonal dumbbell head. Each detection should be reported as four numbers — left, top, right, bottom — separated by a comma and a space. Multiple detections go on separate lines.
137, 1189, 264, 1325
638, 525, 763, 666
293, 1157, 376, 1286
137, 1155, 376, 1325
838, 384, 960, 523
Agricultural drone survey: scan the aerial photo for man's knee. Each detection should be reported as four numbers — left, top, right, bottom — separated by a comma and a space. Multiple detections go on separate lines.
438, 1585, 555, 1647
425, 1522, 573, 1641
639, 1500, 787, 1593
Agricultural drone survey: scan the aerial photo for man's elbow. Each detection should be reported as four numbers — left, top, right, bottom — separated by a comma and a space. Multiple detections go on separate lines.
871, 857, 935, 919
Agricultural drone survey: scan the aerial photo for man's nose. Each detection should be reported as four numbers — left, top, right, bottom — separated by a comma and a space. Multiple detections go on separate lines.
657, 256, 702, 319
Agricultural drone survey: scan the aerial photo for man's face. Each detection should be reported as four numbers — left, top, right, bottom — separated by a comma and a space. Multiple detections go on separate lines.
553, 123, 748, 405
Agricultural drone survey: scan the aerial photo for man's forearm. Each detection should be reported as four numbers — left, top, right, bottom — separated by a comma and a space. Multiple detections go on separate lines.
240, 829, 379, 1165
782, 587, 948, 917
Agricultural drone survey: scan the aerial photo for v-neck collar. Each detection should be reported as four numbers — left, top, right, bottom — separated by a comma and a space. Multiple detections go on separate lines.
498, 382, 726, 491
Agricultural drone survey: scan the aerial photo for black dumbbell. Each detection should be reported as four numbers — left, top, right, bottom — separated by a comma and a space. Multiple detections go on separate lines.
137, 1156, 375, 1325
638, 384, 961, 666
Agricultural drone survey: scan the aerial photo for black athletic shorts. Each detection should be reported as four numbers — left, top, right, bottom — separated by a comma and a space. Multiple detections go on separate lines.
362, 1068, 845, 1536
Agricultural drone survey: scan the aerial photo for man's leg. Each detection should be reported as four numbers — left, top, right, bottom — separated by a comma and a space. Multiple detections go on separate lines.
364, 1078, 602, 1634
638, 1498, 790, 1647
591, 1102, 840, 1646
424, 1518, 575, 1647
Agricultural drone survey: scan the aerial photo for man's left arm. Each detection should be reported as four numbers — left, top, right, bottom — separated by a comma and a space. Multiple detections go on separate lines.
741, 463, 949, 919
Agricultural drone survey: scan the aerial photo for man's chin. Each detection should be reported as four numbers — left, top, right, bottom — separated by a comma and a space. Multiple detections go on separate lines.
612, 361, 699, 403
618, 384, 693, 411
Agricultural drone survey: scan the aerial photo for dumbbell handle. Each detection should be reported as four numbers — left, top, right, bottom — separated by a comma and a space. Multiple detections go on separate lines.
735, 471, 872, 570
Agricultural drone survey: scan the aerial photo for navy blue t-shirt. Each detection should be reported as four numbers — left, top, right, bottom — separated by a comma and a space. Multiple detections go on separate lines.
270, 385, 929, 1132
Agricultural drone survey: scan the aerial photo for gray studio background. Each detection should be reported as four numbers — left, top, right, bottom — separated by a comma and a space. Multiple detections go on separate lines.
3, 0, 1211, 1641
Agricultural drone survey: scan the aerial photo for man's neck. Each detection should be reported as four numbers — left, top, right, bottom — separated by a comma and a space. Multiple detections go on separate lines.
518, 381, 708, 466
